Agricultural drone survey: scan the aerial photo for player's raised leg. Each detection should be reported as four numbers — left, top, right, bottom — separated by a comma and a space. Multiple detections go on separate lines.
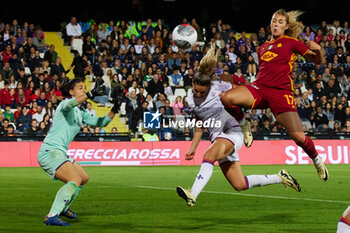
276, 111, 328, 181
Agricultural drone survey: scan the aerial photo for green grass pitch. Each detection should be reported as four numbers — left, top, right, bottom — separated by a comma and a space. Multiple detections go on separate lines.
0, 164, 349, 233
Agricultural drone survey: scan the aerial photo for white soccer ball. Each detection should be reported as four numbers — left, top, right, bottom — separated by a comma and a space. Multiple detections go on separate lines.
172, 24, 198, 49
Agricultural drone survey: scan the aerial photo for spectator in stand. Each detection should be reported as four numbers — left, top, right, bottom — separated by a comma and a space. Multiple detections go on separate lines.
324, 75, 341, 99
246, 54, 257, 81
16, 88, 29, 107
28, 101, 38, 116
1, 44, 13, 63
342, 120, 350, 133
14, 105, 22, 121
323, 102, 334, 122
314, 106, 329, 131
237, 30, 247, 46
5, 124, 15, 136
66, 51, 90, 79
136, 87, 146, 105
32, 105, 45, 123
1, 119, 10, 135
65, 17, 82, 47
147, 73, 164, 97
43, 44, 58, 65
0, 74, 4, 90
169, 65, 184, 90
326, 29, 335, 42
0, 62, 14, 80
97, 22, 110, 44
3, 105, 14, 121
296, 97, 309, 122
85, 102, 96, 116
301, 25, 315, 41
313, 82, 326, 101
329, 20, 343, 36
131, 101, 149, 133
145, 94, 156, 112
233, 67, 245, 86
142, 19, 155, 39
32, 29, 48, 53
155, 93, 166, 110
16, 105, 31, 133
8, 88, 17, 108
43, 101, 55, 119
37, 121, 49, 136
314, 28, 323, 44
214, 61, 224, 77
172, 96, 183, 116
37, 91, 48, 107
167, 51, 181, 72
219, 64, 234, 84
27, 119, 39, 135
163, 81, 173, 98
257, 26, 267, 44
0, 82, 11, 107
164, 99, 174, 120
343, 107, 350, 127
333, 121, 341, 134
125, 90, 138, 130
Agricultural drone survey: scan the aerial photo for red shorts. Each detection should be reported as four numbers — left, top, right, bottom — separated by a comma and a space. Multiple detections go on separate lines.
245, 84, 297, 115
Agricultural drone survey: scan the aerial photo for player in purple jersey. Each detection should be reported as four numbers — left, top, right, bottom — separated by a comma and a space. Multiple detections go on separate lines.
176, 44, 301, 207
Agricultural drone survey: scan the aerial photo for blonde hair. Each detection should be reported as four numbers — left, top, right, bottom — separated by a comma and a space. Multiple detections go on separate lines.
274, 9, 304, 38
193, 44, 219, 86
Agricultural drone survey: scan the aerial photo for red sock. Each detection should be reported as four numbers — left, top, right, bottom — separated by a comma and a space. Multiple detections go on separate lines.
296, 136, 318, 159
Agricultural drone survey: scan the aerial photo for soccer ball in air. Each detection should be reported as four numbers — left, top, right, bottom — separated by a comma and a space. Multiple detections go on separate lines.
172, 24, 198, 49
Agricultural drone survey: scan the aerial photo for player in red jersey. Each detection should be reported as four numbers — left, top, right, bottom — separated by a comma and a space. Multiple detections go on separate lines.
221, 9, 329, 181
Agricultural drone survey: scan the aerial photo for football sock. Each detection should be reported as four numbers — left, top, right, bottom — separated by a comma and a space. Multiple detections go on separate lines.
296, 136, 318, 159
48, 181, 78, 217
191, 160, 214, 199
312, 155, 322, 165
63, 185, 85, 212
244, 175, 282, 189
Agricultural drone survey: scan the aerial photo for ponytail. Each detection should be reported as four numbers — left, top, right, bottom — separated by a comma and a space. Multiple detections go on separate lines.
193, 44, 219, 86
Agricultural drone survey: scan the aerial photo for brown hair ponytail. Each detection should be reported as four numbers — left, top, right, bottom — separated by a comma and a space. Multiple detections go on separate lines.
193, 44, 219, 86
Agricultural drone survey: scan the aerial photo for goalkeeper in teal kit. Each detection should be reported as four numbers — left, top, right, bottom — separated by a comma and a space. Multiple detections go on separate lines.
38, 79, 122, 226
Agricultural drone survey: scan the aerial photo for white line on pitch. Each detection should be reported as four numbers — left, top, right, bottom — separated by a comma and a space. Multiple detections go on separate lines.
132, 185, 350, 204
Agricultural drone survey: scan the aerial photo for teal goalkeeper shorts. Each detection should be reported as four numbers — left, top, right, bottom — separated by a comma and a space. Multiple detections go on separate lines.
37, 144, 75, 181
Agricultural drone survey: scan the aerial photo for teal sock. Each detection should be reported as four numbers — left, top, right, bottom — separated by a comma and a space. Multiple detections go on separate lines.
48, 181, 78, 216
63, 185, 84, 212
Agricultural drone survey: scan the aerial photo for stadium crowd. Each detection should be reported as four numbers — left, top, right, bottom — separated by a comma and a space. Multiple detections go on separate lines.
0, 17, 350, 140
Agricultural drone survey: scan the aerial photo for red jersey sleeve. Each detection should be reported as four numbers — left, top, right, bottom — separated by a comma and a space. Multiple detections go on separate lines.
293, 39, 309, 56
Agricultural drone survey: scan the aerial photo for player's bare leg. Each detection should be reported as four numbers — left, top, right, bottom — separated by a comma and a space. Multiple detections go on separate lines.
221, 86, 254, 147
44, 162, 82, 226
60, 162, 89, 219
276, 111, 328, 181
220, 86, 255, 109
177, 139, 233, 206
220, 161, 301, 192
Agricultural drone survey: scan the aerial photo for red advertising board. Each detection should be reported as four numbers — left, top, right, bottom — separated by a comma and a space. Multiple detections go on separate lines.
0, 140, 349, 167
